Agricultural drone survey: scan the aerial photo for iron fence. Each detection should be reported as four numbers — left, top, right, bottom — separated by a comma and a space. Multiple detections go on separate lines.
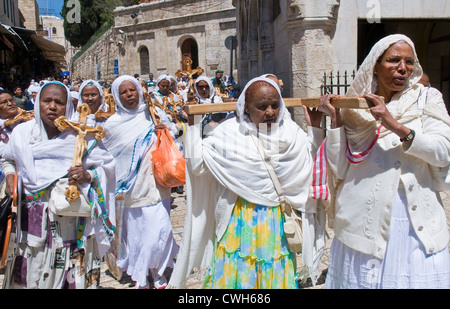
320, 70, 356, 95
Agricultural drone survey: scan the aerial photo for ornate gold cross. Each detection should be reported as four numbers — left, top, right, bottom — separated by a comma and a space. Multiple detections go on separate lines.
175, 57, 204, 96
54, 103, 106, 202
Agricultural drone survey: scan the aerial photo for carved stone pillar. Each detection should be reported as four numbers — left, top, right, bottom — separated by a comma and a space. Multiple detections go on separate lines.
286, 0, 340, 126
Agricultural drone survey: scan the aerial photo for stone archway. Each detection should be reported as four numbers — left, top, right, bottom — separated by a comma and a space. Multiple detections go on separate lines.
180, 38, 199, 71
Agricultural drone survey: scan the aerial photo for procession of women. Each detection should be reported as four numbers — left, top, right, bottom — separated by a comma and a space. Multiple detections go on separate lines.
0, 34, 448, 290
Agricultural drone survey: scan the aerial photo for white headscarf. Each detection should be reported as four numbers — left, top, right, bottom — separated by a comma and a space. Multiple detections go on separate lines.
102, 75, 156, 194
28, 81, 74, 144
78, 79, 105, 108
343, 34, 425, 150
194, 76, 216, 101
169, 77, 318, 287
2, 81, 116, 256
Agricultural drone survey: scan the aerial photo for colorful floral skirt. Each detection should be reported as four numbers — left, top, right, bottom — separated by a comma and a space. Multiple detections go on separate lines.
202, 197, 298, 289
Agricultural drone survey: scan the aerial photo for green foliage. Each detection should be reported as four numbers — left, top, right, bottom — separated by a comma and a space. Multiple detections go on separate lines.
62, 0, 140, 47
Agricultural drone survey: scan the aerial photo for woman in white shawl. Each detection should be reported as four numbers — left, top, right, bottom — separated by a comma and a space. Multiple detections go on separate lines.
1, 81, 116, 289
193, 76, 229, 138
319, 34, 450, 288
75, 79, 107, 126
102, 75, 178, 289
168, 76, 325, 289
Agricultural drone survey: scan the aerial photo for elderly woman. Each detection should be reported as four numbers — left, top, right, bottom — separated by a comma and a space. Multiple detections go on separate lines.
168, 76, 325, 289
102, 75, 179, 289
1, 81, 116, 289
319, 34, 450, 289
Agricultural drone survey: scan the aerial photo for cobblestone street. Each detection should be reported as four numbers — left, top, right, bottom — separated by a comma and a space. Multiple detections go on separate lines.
2, 189, 449, 289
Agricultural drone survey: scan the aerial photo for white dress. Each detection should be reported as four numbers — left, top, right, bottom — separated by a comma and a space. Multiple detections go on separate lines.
325, 185, 450, 289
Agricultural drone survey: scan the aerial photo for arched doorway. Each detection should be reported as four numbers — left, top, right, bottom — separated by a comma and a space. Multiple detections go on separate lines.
139, 46, 150, 76
181, 38, 199, 71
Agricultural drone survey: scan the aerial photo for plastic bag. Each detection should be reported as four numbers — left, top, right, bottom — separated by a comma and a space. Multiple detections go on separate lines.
152, 125, 186, 187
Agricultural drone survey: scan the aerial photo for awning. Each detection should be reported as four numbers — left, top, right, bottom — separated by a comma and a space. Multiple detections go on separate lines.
0, 23, 28, 51
31, 34, 67, 66
8, 25, 67, 68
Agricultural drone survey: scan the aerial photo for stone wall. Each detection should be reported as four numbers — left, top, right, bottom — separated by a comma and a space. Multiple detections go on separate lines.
71, 0, 237, 83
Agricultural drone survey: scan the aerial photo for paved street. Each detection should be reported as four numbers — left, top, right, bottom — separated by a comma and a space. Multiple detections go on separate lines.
2, 188, 450, 289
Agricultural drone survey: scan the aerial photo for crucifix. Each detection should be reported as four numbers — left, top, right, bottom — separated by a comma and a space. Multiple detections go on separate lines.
4, 109, 34, 127
175, 57, 204, 97
95, 90, 116, 121
54, 103, 106, 202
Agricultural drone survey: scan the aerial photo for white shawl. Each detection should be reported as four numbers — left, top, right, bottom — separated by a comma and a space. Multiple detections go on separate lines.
102, 75, 156, 195
343, 34, 426, 149
168, 77, 321, 287
2, 81, 116, 257
75, 79, 107, 125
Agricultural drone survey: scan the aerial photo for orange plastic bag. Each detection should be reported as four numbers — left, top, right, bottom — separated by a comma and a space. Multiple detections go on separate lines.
152, 125, 186, 187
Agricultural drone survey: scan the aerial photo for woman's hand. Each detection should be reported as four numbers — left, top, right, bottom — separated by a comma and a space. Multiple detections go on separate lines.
68, 166, 91, 185
154, 123, 166, 134
363, 94, 412, 143
5, 174, 15, 197
302, 106, 323, 128
318, 94, 342, 128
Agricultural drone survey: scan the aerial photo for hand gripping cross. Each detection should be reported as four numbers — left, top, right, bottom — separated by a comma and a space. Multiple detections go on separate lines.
54, 103, 106, 202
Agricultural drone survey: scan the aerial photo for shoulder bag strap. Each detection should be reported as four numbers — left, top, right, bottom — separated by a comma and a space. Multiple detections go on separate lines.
249, 130, 285, 199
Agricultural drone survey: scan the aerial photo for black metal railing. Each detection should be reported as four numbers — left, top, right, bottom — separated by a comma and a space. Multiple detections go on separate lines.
320, 70, 356, 95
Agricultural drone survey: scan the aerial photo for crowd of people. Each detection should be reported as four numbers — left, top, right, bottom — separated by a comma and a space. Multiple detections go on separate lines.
0, 34, 448, 290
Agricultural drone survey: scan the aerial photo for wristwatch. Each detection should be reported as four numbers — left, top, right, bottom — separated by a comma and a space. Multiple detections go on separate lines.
400, 129, 415, 142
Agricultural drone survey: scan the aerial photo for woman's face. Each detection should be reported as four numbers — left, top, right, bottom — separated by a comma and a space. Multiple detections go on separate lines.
196, 81, 210, 99
118, 80, 140, 109
40, 85, 67, 130
0, 93, 18, 119
244, 83, 280, 129
158, 80, 170, 96
81, 85, 101, 113
374, 42, 415, 96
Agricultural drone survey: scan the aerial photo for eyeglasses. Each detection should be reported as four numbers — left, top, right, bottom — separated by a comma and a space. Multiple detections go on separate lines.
382, 57, 415, 69
197, 85, 209, 89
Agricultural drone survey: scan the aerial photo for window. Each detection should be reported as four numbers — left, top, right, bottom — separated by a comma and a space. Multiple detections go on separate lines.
139, 46, 150, 75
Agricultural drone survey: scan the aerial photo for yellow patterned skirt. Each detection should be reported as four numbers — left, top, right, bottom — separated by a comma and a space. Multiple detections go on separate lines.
202, 197, 298, 289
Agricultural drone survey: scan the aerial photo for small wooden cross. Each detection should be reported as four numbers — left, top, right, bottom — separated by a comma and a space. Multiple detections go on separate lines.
4, 108, 34, 127
95, 89, 116, 121
54, 103, 106, 202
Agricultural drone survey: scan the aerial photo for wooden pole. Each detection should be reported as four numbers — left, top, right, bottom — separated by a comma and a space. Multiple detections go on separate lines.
184, 96, 370, 115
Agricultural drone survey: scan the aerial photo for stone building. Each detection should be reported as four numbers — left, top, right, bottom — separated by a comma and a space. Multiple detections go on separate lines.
71, 0, 237, 83
234, 0, 450, 115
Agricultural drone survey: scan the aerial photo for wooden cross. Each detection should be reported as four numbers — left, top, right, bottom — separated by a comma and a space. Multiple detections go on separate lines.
54, 103, 106, 202
4, 108, 34, 127
94, 89, 116, 121
183, 96, 371, 115
140, 78, 161, 125
175, 57, 204, 96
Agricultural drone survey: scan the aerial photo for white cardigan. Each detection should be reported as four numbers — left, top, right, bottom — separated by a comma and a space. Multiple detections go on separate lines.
326, 109, 450, 259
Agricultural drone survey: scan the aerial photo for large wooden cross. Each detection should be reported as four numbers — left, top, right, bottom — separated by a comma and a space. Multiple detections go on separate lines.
54, 103, 106, 202
183, 96, 371, 115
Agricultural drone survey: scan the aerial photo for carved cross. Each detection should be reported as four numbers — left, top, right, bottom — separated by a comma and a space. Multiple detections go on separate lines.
175, 57, 204, 95
95, 90, 116, 121
54, 103, 106, 202
4, 108, 34, 127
